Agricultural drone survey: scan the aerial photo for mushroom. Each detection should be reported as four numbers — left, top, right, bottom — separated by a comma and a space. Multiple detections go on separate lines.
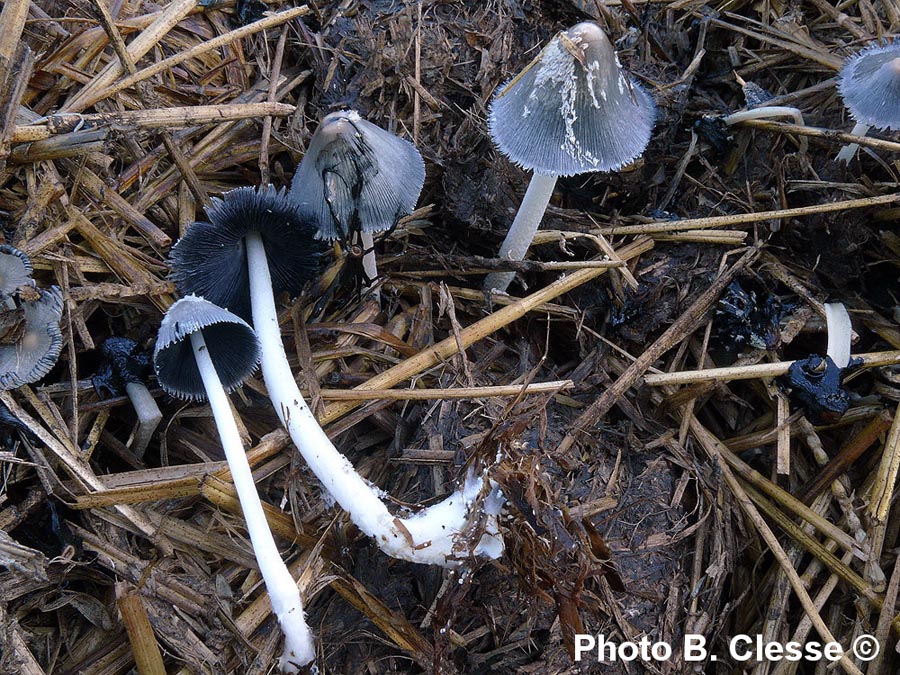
0, 286, 63, 390
153, 295, 314, 672
0, 244, 35, 307
170, 186, 503, 566
289, 110, 425, 290
94, 337, 162, 459
836, 42, 900, 162
484, 21, 656, 293
779, 303, 856, 424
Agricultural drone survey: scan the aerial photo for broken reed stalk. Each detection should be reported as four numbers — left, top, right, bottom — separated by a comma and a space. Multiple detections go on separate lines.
84, 6, 310, 110
116, 584, 167, 675
689, 418, 865, 675
644, 350, 900, 385
594, 192, 900, 235
62, 0, 199, 113
11, 103, 296, 142
318, 237, 653, 426
555, 247, 759, 454
317, 381, 571, 400
735, 118, 900, 155
0, 390, 172, 554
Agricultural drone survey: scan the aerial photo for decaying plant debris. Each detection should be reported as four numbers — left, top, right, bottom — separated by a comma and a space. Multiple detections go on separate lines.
1, 0, 900, 673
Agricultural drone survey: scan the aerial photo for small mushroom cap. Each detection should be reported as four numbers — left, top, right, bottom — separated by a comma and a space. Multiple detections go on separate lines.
838, 43, 900, 130
0, 286, 63, 390
153, 295, 260, 401
0, 245, 33, 297
289, 110, 426, 241
169, 185, 323, 321
488, 21, 656, 176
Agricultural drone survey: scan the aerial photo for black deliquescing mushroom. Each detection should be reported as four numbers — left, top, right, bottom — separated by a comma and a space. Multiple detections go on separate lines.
289, 110, 425, 288
836, 42, 900, 162
153, 295, 314, 671
169, 187, 503, 567
169, 185, 323, 322
94, 337, 161, 459
484, 21, 656, 292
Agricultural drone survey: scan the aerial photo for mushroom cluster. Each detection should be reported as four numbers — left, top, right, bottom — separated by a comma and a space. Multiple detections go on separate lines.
0, 245, 63, 390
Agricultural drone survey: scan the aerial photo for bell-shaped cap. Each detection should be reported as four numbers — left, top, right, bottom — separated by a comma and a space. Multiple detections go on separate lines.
0, 245, 33, 297
0, 286, 63, 390
838, 42, 900, 130
488, 22, 656, 176
169, 185, 323, 321
153, 295, 260, 401
289, 110, 426, 241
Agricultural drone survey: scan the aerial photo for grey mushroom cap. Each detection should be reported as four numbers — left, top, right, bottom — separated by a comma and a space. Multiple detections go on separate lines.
0, 245, 34, 297
488, 21, 656, 176
289, 110, 426, 241
0, 286, 63, 390
153, 296, 261, 402
838, 42, 900, 130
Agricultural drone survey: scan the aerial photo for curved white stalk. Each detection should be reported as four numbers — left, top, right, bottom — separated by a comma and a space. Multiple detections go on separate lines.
723, 106, 808, 153
836, 122, 870, 163
484, 173, 558, 293
824, 303, 852, 368
245, 231, 503, 566
190, 330, 314, 671
359, 230, 380, 302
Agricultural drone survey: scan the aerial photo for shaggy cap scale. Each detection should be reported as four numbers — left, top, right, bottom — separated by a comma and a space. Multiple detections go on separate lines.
153, 295, 260, 401
838, 42, 900, 130
0, 245, 34, 297
290, 110, 426, 241
169, 185, 323, 321
488, 22, 656, 176
0, 286, 63, 390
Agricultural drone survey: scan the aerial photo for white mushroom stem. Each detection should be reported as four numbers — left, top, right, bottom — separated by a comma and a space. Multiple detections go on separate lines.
189, 329, 314, 672
824, 303, 853, 369
836, 122, 870, 163
723, 106, 808, 153
245, 231, 503, 566
123, 381, 162, 459
359, 230, 380, 301
483, 173, 558, 293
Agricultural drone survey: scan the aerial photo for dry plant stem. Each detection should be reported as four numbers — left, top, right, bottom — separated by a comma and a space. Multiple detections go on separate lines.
595, 192, 900, 235
732, 119, 900, 155
246, 232, 502, 566
865, 404, 900, 592
836, 122, 870, 163
690, 418, 864, 675
87, 6, 310, 110
321, 236, 654, 426
123, 381, 162, 459
870, 550, 900, 675
723, 106, 808, 153
12, 103, 296, 143
116, 584, 166, 675
62, 0, 199, 113
190, 329, 314, 669
556, 247, 758, 454
319, 381, 571, 400
0, 391, 170, 554
484, 173, 558, 292
643, 349, 900, 385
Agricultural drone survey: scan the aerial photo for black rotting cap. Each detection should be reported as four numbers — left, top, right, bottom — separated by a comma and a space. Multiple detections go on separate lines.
169, 185, 324, 321
153, 295, 261, 401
